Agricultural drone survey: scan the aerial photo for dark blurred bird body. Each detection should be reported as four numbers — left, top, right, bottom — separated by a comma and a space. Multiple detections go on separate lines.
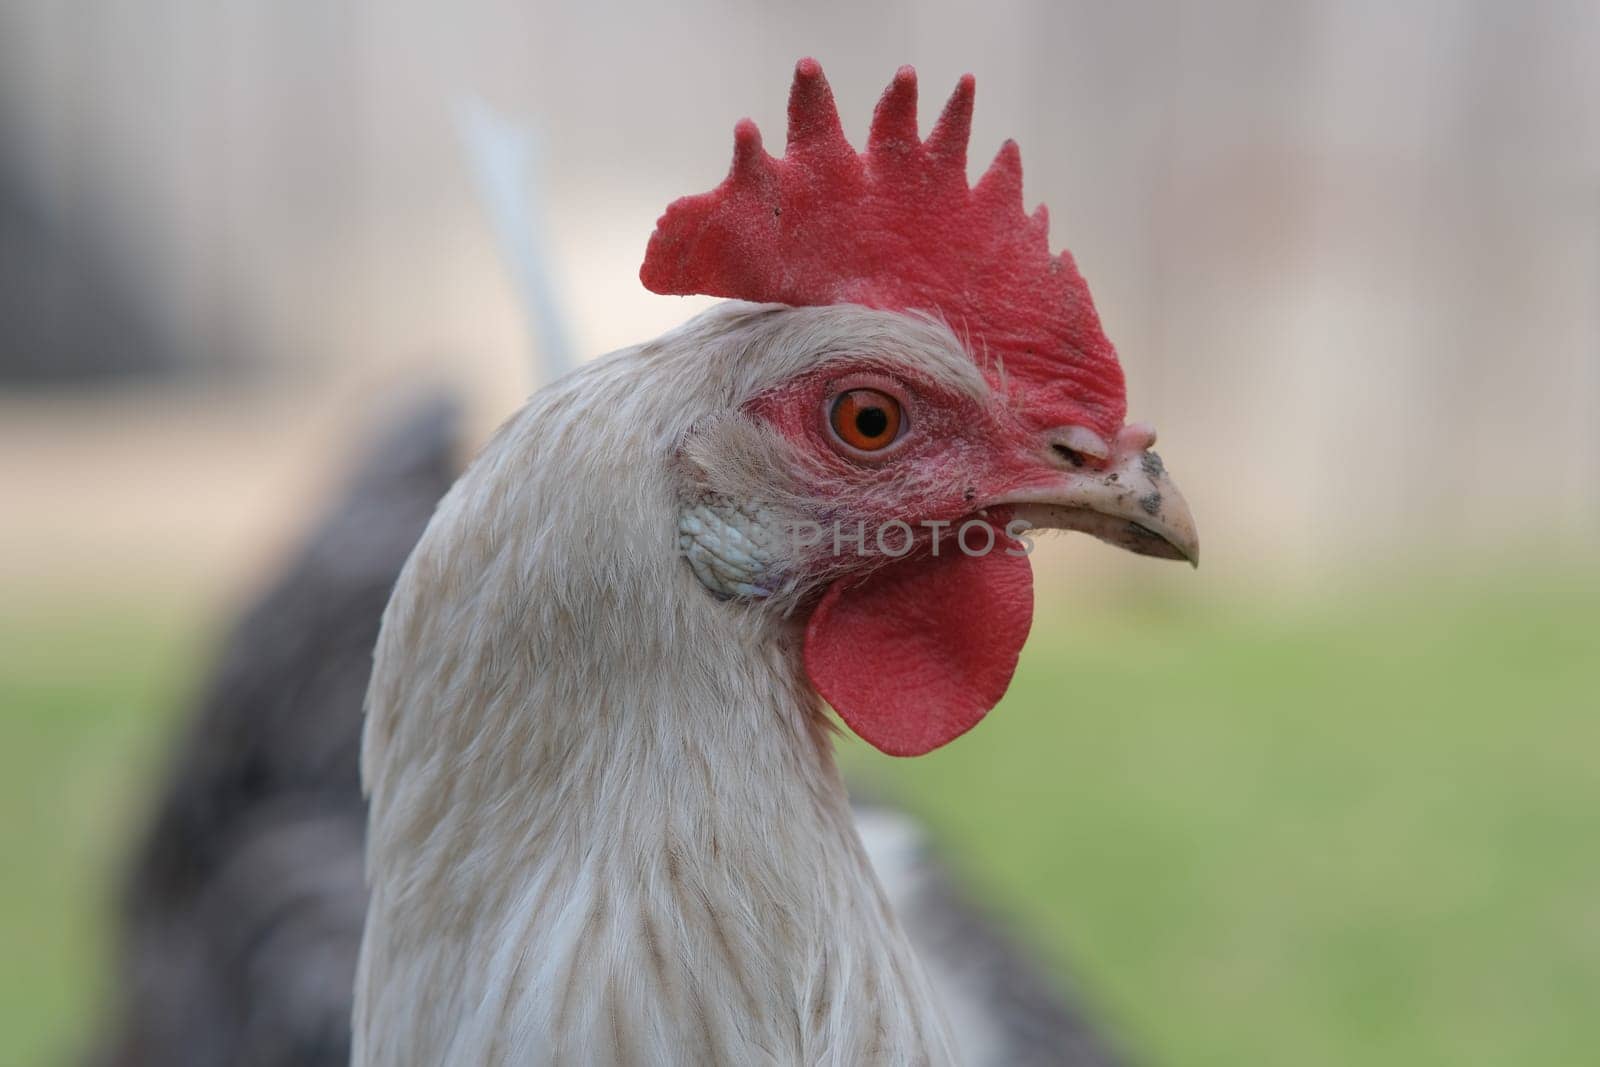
91, 398, 459, 1067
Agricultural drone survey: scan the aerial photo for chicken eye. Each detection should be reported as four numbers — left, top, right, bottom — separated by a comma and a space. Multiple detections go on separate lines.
829, 389, 904, 452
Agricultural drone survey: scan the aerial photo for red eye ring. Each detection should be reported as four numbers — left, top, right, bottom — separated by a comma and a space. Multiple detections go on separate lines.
828, 388, 904, 453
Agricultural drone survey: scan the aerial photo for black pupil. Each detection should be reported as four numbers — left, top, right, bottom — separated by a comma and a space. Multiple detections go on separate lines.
854, 405, 889, 439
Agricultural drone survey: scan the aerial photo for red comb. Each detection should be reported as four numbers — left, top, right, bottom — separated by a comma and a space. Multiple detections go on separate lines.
642, 58, 1126, 437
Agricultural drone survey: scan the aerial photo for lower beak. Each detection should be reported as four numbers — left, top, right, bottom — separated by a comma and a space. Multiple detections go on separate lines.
997, 432, 1200, 567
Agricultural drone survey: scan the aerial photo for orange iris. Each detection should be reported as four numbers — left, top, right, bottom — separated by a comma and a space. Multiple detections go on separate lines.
829, 389, 903, 452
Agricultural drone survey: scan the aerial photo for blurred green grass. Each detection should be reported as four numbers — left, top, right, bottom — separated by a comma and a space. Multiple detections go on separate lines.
3, 569, 1598, 1066
0, 594, 200, 1067
850, 568, 1600, 1067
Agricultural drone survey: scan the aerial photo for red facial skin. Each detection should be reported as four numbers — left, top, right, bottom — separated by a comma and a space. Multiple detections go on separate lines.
746, 361, 1066, 546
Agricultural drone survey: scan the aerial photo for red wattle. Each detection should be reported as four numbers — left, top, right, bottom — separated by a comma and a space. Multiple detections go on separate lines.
803, 547, 1034, 757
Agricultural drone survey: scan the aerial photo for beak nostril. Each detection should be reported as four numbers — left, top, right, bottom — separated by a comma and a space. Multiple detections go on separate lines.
1048, 426, 1110, 469
1052, 443, 1089, 469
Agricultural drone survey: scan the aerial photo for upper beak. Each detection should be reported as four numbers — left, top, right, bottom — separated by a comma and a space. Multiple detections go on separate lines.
997, 423, 1200, 567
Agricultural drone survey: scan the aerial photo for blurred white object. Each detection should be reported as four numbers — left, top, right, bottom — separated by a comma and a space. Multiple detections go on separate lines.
457, 95, 575, 383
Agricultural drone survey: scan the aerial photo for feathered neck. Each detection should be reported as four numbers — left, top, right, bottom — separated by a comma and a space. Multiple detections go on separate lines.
354, 319, 955, 1065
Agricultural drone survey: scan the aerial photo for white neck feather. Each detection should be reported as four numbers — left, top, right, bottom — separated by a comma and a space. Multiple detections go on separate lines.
354, 309, 958, 1066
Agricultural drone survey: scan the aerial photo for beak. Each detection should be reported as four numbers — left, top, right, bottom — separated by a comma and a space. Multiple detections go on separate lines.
998, 424, 1200, 567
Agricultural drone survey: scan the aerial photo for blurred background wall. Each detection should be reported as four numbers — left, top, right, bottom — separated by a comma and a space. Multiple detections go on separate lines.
2, 0, 1596, 597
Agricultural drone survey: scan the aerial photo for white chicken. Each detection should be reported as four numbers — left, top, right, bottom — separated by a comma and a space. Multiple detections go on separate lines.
354, 59, 1196, 1065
